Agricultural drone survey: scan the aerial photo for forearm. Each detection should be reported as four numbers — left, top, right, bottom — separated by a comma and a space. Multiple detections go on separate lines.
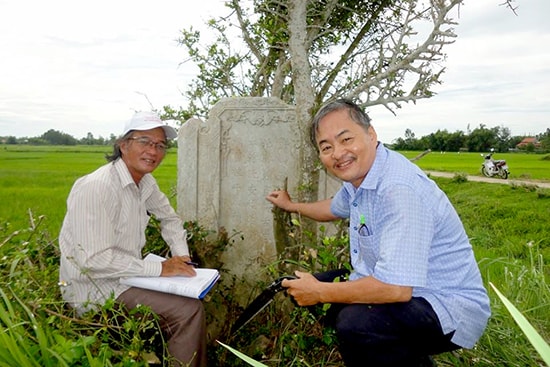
147, 192, 190, 256
288, 199, 338, 222
80, 248, 161, 278
160, 216, 190, 256
319, 276, 413, 304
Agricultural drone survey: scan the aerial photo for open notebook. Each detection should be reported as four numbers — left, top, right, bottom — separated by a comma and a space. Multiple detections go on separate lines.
120, 253, 220, 299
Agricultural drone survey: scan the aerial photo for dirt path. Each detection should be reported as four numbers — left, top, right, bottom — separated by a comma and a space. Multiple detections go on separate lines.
424, 171, 550, 189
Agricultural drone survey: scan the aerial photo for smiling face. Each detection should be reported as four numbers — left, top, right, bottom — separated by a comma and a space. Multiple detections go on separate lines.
120, 127, 167, 184
316, 109, 378, 188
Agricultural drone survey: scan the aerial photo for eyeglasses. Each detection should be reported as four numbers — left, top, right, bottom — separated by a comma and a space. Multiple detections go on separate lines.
128, 136, 168, 152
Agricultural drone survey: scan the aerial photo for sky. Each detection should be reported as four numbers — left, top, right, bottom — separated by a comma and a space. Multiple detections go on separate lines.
1, 0, 549, 144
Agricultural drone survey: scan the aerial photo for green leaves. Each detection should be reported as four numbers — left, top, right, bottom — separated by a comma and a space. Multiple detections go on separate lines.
217, 340, 269, 367
490, 283, 550, 366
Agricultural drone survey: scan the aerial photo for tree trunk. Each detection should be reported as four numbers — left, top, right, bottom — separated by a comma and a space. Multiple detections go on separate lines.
278, 0, 320, 245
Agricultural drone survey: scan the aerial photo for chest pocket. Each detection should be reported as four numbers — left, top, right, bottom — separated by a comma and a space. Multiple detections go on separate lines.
355, 234, 379, 275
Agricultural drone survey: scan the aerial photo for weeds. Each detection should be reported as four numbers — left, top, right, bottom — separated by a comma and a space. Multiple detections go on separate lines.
451, 172, 469, 183
1, 177, 549, 366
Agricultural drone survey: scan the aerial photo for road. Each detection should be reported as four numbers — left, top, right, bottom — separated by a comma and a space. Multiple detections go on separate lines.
424, 171, 550, 189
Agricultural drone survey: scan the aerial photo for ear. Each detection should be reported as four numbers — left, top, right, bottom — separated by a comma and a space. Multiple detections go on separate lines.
119, 140, 129, 155
368, 126, 377, 142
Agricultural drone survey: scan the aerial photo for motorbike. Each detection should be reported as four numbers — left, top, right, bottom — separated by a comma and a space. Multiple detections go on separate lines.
480, 150, 509, 179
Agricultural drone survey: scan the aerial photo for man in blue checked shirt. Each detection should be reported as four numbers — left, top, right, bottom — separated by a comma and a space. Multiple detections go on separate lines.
266, 99, 490, 367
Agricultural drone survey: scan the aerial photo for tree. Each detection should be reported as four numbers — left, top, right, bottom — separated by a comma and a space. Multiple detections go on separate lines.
392, 128, 417, 150
41, 129, 78, 146
502, 0, 518, 15
178, 0, 464, 202
431, 129, 465, 151
392, 128, 430, 151
537, 128, 550, 151
82, 132, 95, 145
446, 130, 466, 152
494, 125, 512, 152
465, 124, 497, 153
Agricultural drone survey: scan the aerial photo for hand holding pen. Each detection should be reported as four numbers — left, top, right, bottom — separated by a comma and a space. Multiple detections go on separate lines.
160, 255, 197, 277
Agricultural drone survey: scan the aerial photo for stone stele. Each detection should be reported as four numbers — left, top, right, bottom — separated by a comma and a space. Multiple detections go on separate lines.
177, 97, 339, 283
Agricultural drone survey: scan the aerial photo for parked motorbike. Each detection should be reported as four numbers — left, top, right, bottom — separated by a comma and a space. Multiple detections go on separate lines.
481, 150, 509, 179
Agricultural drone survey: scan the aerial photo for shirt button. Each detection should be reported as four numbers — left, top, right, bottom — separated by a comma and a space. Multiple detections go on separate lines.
352, 202, 358, 207
353, 249, 358, 254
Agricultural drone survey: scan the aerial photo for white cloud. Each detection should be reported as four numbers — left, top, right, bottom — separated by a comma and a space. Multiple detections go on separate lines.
374, 1, 550, 143
0, 0, 220, 138
0, 0, 548, 142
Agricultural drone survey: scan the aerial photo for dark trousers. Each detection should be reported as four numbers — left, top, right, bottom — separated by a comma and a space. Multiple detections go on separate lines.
315, 271, 459, 367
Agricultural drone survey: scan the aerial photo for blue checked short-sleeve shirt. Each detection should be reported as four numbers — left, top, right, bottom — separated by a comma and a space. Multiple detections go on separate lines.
330, 143, 490, 348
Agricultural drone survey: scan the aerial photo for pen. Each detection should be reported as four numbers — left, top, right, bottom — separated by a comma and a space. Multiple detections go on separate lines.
185, 261, 199, 267
358, 214, 371, 236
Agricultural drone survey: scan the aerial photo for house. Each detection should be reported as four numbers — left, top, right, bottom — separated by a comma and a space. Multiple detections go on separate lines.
516, 137, 541, 149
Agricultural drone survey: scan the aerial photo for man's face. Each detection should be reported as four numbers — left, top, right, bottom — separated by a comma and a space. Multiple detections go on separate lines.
316, 109, 378, 188
120, 127, 167, 184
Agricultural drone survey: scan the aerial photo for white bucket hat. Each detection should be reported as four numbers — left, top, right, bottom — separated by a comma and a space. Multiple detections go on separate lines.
122, 111, 177, 140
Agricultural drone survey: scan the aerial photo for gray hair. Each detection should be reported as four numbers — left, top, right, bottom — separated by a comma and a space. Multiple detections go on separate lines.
310, 99, 372, 149
105, 131, 133, 162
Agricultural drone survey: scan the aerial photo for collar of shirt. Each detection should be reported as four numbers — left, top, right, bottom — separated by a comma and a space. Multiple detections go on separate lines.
113, 158, 156, 195
342, 142, 388, 197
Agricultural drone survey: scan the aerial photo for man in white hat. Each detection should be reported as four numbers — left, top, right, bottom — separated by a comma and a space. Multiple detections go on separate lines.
59, 111, 206, 367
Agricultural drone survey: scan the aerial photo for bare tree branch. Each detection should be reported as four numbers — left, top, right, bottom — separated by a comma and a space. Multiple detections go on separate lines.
500, 0, 518, 15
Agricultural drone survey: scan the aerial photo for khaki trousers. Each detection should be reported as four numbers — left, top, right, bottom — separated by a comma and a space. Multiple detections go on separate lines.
118, 287, 207, 367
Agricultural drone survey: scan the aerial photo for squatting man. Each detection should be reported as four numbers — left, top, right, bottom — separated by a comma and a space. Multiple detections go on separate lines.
266, 99, 491, 367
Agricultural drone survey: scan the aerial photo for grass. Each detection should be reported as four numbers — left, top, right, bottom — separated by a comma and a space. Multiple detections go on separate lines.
0, 145, 549, 366
400, 150, 550, 181
0, 145, 178, 236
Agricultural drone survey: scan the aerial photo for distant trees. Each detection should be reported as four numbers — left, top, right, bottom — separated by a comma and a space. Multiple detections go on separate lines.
41, 129, 78, 145
79, 132, 117, 146
539, 128, 550, 150
391, 124, 549, 153
0, 130, 115, 146
1, 126, 547, 152
424, 129, 466, 152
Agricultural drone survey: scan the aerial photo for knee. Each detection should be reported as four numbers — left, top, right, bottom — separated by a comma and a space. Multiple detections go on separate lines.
334, 305, 385, 344
182, 298, 206, 325
158, 296, 205, 326
334, 307, 359, 342
189, 299, 205, 320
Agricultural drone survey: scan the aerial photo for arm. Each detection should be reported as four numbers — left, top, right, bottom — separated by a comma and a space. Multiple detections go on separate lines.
145, 179, 190, 257
65, 181, 158, 278
283, 271, 412, 306
266, 190, 339, 222
67, 180, 196, 279
145, 181, 196, 277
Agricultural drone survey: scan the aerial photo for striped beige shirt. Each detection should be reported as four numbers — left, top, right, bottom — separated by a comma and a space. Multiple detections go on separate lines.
59, 158, 189, 314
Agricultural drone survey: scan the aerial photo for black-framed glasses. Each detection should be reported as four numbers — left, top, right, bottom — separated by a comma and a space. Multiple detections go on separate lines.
128, 136, 168, 153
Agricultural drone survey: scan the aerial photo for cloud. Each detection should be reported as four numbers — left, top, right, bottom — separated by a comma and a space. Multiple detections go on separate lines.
0, 0, 548, 142
0, 0, 214, 138
373, 1, 550, 143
